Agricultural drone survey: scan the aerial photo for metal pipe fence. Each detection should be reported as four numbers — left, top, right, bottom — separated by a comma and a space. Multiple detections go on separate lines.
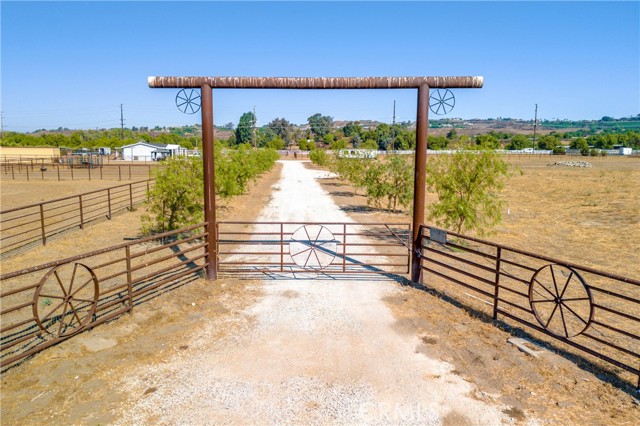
1, 162, 157, 182
0, 179, 154, 258
418, 225, 640, 388
0, 223, 208, 369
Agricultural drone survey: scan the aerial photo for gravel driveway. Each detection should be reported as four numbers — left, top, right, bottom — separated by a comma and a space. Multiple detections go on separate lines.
116, 161, 522, 425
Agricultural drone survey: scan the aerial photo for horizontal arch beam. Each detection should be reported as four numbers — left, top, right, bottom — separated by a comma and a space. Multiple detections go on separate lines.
148, 76, 483, 89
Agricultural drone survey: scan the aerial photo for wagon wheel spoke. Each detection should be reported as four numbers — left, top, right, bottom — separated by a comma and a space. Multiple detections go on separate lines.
559, 271, 574, 299
69, 277, 95, 299
53, 270, 68, 297
67, 301, 84, 328
290, 244, 314, 257
38, 293, 65, 300
312, 249, 323, 268
533, 277, 557, 299
302, 250, 314, 269
544, 303, 560, 329
550, 265, 561, 298
530, 299, 555, 304
40, 300, 67, 323
532, 287, 554, 301
67, 263, 79, 295
559, 302, 590, 326
561, 297, 590, 302
56, 301, 71, 336
558, 304, 570, 337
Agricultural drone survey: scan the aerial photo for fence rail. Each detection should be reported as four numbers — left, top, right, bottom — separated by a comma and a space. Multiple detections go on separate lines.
0, 223, 208, 369
418, 225, 640, 388
1, 162, 157, 181
0, 179, 154, 258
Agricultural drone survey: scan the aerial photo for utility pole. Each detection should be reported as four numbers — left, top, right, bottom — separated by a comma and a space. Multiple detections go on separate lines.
532, 103, 538, 154
252, 106, 257, 148
120, 104, 125, 140
391, 100, 397, 151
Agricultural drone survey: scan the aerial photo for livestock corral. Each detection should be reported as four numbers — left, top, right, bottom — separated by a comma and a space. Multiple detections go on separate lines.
0, 155, 638, 424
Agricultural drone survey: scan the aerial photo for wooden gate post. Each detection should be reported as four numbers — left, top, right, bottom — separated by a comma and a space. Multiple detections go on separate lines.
201, 83, 217, 280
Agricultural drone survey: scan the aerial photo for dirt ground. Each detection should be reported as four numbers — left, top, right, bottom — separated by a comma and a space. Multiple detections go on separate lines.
1, 157, 638, 425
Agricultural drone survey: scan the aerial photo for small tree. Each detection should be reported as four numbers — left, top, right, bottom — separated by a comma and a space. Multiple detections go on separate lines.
142, 156, 203, 234
426, 150, 510, 236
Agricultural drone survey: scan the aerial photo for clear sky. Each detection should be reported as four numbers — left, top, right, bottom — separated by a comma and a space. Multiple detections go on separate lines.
1, 1, 639, 132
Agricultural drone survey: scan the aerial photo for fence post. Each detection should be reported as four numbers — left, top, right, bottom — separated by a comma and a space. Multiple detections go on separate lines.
88, 165, 91, 181
148, 165, 151, 178
57, 165, 60, 181
128, 165, 131, 180
39, 204, 47, 246
78, 195, 84, 229
280, 223, 284, 272
125, 245, 134, 312
26, 166, 29, 181
100, 165, 103, 180
70, 165, 74, 180
118, 165, 122, 181
129, 183, 133, 210
107, 188, 112, 219
11, 164, 14, 180
343, 223, 347, 272
492, 247, 502, 320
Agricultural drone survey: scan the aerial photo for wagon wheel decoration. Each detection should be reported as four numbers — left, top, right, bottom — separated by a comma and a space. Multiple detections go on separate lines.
32, 262, 99, 338
175, 89, 201, 114
429, 89, 455, 115
289, 225, 337, 270
528, 264, 593, 338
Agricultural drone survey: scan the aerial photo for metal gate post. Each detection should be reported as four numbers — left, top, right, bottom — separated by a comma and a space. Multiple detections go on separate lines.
411, 84, 429, 283
201, 83, 218, 280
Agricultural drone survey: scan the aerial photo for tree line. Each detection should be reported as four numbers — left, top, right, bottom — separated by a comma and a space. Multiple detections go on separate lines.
3, 113, 640, 152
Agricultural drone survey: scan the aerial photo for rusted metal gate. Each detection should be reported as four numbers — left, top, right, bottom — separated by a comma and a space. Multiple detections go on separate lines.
218, 221, 410, 274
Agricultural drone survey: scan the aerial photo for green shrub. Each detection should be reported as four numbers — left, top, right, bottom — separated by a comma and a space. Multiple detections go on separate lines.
310, 149, 328, 166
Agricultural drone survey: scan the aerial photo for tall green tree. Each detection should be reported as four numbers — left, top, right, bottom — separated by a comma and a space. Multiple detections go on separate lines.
267, 117, 295, 147
426, 150, 510, 236
142, 156, 204, 234
235, 111, 256, 145
307, 113, 333, 141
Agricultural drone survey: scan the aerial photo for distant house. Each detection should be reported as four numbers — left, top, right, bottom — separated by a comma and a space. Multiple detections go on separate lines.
120, 142, 186, 161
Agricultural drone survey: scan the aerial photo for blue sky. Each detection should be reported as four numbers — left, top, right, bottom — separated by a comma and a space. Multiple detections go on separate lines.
1, 1, 639, 132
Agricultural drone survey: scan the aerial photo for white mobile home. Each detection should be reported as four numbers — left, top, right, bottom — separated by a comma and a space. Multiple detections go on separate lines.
120, 142, 186, 161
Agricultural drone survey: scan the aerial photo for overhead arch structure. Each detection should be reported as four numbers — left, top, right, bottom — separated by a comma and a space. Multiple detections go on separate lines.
148, 76, 484, 282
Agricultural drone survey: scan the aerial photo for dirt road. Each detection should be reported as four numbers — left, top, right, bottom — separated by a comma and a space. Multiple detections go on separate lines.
114, 161, 519, 425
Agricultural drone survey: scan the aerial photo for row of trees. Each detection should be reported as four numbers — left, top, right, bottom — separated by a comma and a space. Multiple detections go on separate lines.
142, 144, 278, 233
315, 149, 511, 236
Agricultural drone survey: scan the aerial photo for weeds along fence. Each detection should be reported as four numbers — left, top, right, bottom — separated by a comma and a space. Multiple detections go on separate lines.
0, 179, 154, 258
1, 162, 157, 181
418, 225, 640, 388
0, 223, 208, 369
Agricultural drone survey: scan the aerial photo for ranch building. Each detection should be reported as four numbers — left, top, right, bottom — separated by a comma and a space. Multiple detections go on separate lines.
119, 141, 186, 161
